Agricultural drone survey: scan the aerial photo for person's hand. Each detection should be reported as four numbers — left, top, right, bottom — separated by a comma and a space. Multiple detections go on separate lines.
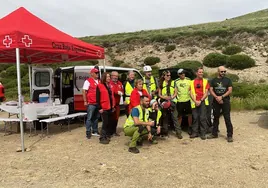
157, 126, 161, 134
195, 101, 201, 107
164, 96, 171, 100
112, 107, 116, 112
148, 132, 153, 141
148, 121, 155, 126
218, 100, 224, 104
118, 91, 123, 96
123, 101, 127, 105
99, 109, 103, 113
215, 96, 223, 102
84, 101, 88, 106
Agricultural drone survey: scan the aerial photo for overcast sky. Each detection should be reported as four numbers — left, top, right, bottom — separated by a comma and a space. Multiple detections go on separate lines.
1, 0, 268, 37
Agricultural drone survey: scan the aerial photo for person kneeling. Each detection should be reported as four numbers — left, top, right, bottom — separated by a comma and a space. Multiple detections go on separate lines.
123, 95, 155, 154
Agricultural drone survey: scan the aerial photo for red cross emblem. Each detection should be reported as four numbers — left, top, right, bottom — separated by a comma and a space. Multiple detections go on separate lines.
3, 35, 12, 48
22, 35, 32, 47
96, 50, 102, 57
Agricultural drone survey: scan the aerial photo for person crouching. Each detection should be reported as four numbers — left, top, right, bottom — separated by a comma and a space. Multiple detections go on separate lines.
123, 95, 155, 154
96, 72, 115, 144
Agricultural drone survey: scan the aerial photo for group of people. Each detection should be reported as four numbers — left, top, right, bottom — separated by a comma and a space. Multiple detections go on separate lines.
82, 65, 234, 154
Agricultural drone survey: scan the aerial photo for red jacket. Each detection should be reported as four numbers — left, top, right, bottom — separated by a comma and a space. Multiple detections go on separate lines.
86, 78, 99, 104
110, 80, 124, 106
129, 88, 150, 112
96, 83, 115, 110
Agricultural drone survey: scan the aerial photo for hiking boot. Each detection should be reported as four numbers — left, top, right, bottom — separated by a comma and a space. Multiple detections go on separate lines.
200, 135, 206, 140
86, 133, 91, 139
150, 140, 158, 144
207, 134, 218, 139
99, 139, 109, 145
114, 133, 120, 137
227, 137, 233, 143
176, 132, 183, 139
92, 132, 100, 137
128, 147, 140, 154
190, 133, 198, 139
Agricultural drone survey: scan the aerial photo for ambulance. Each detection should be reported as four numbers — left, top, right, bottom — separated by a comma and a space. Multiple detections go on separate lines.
31, 66, 143, 114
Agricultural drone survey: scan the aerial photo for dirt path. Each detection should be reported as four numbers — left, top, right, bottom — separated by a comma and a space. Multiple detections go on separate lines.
0, 111, 267, 188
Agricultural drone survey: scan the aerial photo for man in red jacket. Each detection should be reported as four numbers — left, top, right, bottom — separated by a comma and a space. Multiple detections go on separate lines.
82, 68, 100, 139
110, 71, 124, 136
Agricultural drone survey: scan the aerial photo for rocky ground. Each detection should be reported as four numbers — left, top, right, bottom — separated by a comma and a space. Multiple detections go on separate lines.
0, 110, 267, 188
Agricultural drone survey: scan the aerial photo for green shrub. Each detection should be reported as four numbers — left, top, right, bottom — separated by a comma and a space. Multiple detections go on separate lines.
151, 65, 160, 77
203, 53, 227, 67
120, 63, 132, 68
172, 60, 202, 70
151, 35, 169, 43
165, 44, 176, 52
144, 56, 160, 65
256, 30, 266, 37
222, 45, 242, 55
212, 39, 229, 47
112, 60, 124, 67
208, 72, 239, 82
226, 54, 255, 70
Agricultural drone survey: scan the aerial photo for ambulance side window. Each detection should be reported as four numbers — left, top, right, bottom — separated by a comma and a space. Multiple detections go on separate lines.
35, 72, 50, 87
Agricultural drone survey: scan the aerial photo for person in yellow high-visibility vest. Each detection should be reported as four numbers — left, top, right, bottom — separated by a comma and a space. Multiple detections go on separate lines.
158, 70, 182, 139
123, 71, 135, 117
189, 67, 210, 140
142, 65, 158, 99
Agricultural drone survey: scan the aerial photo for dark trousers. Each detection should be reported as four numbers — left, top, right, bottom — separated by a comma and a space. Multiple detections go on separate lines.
109, 105, 120, 135
100, 110, 112, 140
162, 102, 181, 135
192, 102, 207, 135
212, 100, 233, 137
125, 104, 129, 118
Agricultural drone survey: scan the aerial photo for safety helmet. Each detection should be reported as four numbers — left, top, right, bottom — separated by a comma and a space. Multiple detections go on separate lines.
143, 65, 152, 72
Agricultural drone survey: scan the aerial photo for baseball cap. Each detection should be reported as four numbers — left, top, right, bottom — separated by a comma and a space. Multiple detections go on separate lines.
90, 68, 99, 73
177, 69, 184, 74
161, 100, 171, 109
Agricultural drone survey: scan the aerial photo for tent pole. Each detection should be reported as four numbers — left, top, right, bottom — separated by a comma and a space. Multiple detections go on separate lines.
103, 59, 106, 72
28, 64, 32, 102
16, 48, 25, 152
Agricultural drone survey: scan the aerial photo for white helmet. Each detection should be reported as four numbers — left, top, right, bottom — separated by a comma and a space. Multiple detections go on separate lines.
143, 65, 152, 72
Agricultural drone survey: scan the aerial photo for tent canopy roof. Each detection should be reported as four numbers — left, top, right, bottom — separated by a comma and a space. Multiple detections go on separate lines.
0, 7, 104, 64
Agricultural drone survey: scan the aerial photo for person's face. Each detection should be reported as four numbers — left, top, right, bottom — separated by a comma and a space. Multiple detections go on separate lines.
179, 73, 185, 79
218, 68, 227, 78
142, 97, 150, 108
145, 71, 152, 78
152, 102, 159, 110
111, 73, 119, 82
106, 74, 111, 83
91, 72, 99, 79
136, 82, 143, 90
165, 72, 171, 81
196, 69, 203, 79
129, 72, 135, 81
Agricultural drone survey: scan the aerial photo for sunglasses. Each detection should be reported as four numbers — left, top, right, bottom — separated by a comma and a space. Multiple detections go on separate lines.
166, 74, 171, 77
220, 71, 226, 73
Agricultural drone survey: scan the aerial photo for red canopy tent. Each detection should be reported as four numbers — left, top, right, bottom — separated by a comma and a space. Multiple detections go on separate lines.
0, 7, 105, 152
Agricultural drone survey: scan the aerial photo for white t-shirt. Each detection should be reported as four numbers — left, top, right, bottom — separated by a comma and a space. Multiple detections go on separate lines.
82, 79, 99, 90
138, 91, 143, 96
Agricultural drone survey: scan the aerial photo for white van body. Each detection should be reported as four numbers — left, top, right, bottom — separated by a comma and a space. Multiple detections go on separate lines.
31, 66, 142, 113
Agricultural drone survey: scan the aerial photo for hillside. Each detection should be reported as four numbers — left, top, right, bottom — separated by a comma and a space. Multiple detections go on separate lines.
1, 8, 268, 100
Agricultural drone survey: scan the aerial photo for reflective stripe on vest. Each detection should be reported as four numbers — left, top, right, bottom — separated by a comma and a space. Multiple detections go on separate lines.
124, 105, 149, 128
190, 79, 209, 108
161, 80, 177, 103
125, 81, 134, 104
143, 76, 157, 94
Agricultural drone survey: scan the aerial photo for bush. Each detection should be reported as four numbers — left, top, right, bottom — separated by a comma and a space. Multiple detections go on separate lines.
165, 44, 176, 52
222, 45, 242, 55
226, 54, 255, 70
151, 65, 160, 77
151, 35, 169, 43
120, 63, 132, 68
208, 72, 239, 82
203, 53, 227, 67
212, 39, 229, 47
112, 60, 124, 67
144, 56, 160, 66
172, 60, 202, 70
256, 30, 266, 37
